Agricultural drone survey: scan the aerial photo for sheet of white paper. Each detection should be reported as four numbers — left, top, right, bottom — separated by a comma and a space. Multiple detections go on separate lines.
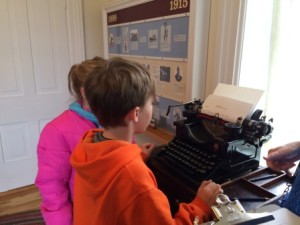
213, 83, 264, 106
201, 83, 264, 123
201, 94, 253, 123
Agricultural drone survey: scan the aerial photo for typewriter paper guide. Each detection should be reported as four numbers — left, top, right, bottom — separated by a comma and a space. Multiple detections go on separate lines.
202, 83, 264, 123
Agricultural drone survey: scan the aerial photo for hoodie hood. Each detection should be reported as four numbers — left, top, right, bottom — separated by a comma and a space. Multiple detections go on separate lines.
70, 129, 142, 194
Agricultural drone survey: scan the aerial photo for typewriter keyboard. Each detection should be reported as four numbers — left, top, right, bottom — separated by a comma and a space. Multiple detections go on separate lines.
158, 138, 223, 181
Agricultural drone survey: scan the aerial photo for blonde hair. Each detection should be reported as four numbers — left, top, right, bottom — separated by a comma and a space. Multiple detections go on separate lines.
68, 56, 106, 102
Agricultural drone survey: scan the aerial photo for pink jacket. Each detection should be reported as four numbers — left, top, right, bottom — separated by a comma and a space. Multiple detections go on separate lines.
35, 110, 97, 225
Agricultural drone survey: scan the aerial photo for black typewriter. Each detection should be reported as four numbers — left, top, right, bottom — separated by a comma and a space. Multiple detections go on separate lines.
147, 99, 273, 214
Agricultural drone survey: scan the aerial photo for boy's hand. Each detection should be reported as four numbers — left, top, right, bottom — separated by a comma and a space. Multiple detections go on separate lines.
196, 180, 223, 206
140, 143, 156, 159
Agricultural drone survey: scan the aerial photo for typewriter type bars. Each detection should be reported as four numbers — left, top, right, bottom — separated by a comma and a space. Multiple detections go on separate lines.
156, 137, 262, 186
159, 138, 223, 181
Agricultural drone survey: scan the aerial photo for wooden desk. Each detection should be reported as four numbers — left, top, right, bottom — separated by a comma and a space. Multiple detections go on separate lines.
222, 167, 291, 211
135, 127, 173, 145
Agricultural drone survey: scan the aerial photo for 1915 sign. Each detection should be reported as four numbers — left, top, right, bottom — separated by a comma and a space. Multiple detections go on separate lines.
107, 0, 190, 26
170, 0, 189, 11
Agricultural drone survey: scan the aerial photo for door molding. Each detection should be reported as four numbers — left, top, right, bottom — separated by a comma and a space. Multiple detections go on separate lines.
67, 0, 86, 63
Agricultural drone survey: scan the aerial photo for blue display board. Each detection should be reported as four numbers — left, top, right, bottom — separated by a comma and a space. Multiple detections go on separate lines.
108, 15, 189, 59
104, 0, 195, 132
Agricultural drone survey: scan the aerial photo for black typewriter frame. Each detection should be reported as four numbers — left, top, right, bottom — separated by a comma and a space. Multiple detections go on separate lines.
147, 104, 273, 215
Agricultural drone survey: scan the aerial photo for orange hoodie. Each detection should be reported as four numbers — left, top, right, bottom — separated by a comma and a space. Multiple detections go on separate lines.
70, 129, 212, 225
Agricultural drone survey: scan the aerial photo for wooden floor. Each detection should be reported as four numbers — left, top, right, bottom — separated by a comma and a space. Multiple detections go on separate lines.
0, 185, 41, 217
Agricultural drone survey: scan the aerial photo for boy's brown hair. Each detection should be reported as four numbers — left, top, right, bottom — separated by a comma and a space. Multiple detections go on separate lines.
84, 57, 156, 128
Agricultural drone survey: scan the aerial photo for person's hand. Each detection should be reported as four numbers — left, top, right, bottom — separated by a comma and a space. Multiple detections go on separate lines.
140, 143, 156, 159
196, 180, 223, 206
263, 142, 300, 176
265, 160, 295, 176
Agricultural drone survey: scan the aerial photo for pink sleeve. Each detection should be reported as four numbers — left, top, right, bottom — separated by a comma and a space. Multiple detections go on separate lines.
41, 204, 73, 225
35, 124, 73, 225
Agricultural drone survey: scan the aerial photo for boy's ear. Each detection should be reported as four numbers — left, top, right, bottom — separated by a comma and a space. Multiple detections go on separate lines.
125, 107, 140, 123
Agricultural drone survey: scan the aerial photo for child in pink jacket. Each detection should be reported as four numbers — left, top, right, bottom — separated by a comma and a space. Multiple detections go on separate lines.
35, 57, 105, 225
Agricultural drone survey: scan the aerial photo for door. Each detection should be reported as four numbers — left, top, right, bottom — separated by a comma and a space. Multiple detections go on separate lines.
0, 0, 85, 192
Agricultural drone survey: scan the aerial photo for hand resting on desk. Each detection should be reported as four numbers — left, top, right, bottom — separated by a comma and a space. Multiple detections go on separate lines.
264, 141, 300, 176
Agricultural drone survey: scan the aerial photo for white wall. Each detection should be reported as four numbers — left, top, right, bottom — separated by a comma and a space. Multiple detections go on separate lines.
82, 0, 113, 59
205, 0, 243, 97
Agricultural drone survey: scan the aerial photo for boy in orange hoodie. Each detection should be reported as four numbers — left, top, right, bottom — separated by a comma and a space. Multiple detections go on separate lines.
70, 57, 223, 225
